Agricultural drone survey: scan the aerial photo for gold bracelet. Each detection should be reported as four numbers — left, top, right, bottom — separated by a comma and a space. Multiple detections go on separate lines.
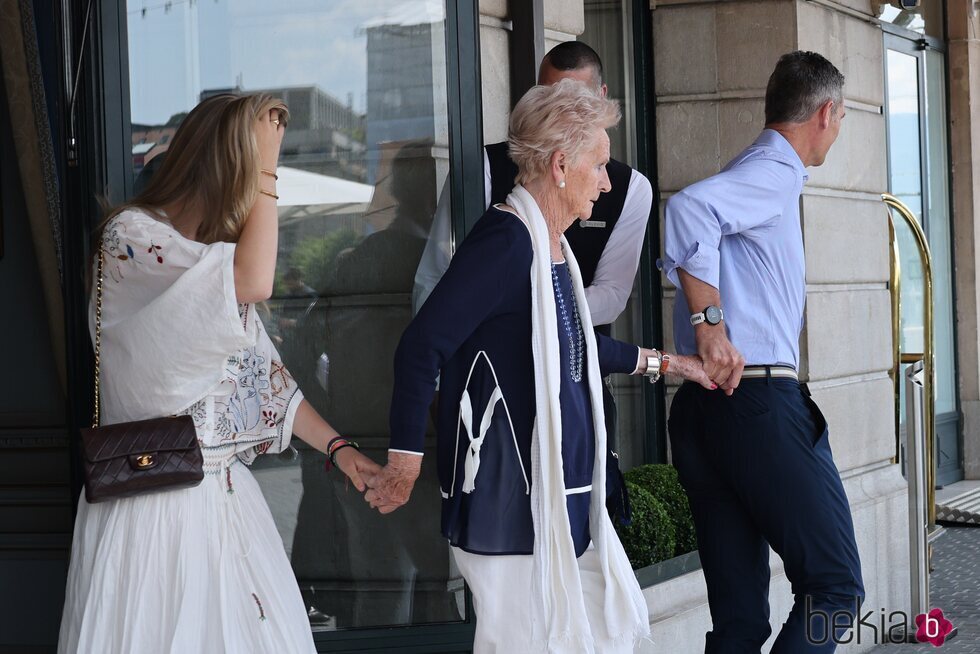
260, 168, 278, 180
259, 189, 279, 200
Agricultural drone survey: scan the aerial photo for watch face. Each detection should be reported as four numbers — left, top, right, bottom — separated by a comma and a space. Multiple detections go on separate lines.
705, 306, 723, 325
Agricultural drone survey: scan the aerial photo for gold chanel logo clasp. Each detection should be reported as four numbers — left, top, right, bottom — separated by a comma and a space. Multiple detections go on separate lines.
136, 454, 155, 468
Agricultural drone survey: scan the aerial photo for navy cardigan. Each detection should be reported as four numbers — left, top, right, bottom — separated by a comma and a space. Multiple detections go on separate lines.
389, 208, 639, 555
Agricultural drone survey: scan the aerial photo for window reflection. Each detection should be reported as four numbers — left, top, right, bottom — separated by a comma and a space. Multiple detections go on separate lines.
583, 0, 647, 469
923, 49, 956, 417
127, 0, 463, 631
879, 2, 944, 39
886, 50, 924, 357
887, 44, 957, 437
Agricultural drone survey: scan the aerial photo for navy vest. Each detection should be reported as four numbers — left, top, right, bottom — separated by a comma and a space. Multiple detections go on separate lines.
485, 141, 633, 330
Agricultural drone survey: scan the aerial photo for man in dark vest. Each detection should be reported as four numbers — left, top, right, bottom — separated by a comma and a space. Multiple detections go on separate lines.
413, 41, 653, 480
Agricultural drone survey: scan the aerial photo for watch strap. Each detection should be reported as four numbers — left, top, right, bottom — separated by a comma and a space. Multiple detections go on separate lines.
690, 306, 724, 326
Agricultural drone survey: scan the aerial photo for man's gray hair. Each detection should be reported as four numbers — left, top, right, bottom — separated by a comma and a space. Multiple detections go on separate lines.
765, 51, 845, 124
508, 79, 620, 186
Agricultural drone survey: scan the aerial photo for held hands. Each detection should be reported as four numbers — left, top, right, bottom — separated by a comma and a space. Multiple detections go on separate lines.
363, 452, 422, 515
665, 353, 716, 390
637, 348, 713, 390
695, 324, 744, 395
332, 446, 382, 493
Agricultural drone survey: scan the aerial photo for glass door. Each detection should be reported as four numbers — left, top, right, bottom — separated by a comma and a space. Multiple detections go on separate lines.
121, 0, 475, 649
885, 32, 961, 486
582, 0, 660, 468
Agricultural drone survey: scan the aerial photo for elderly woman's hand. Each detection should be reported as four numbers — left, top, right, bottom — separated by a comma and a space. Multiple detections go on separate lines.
637, 348, 714, 389
363, 452, 422, 514
665, 353, 715, 389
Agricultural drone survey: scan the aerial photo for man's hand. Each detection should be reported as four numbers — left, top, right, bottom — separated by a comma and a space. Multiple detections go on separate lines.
363, 452, 422, 514
696, 324, 744, 395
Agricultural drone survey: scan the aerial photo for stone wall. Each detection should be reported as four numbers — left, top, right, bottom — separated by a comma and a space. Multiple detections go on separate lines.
948, 0, 980, 479
478, 0, 589, 142
480, 0, 511, 143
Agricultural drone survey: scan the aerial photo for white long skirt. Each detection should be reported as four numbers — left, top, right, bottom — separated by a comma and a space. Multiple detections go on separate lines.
57, 451, 316, 654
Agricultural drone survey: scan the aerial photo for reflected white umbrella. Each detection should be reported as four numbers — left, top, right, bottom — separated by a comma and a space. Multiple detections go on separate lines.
276, 166, 374, 226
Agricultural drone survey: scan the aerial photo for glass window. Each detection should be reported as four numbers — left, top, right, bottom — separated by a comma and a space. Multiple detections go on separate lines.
126, 0, 464, 632
880, 2, 944, 39
886, 42, 958, 462
924, 48, 955, 417
885, 50, 924, 359
582, 0, 648, 469
583, 0, 637, 166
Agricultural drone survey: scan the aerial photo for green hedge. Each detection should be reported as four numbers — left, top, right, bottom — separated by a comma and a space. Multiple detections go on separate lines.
624, 464, 698, 559
614, 481, 675, 569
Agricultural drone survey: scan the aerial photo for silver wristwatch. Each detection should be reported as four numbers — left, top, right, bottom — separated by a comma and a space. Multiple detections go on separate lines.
690, 305, 724, 326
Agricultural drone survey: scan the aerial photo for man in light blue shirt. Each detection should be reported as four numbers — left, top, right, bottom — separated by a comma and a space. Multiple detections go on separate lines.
663, 52, 864, 653
663, 129, 808, 371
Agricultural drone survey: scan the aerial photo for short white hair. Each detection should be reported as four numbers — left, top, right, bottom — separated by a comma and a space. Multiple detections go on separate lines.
508, 79, 620, 185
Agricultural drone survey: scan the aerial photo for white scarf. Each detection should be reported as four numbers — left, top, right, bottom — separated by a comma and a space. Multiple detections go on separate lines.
505, 185, 649, 652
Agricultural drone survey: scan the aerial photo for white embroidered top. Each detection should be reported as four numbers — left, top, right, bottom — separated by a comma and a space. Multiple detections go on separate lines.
91, 209, 303, 467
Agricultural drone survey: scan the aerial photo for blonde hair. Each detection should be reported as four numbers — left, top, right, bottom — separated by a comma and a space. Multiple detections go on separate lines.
508, 78, 620, 185
99, 93, 289, 244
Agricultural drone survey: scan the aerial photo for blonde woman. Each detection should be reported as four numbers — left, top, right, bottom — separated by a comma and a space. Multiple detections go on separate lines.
367, 80, 714, 653
57, 94, 380, 653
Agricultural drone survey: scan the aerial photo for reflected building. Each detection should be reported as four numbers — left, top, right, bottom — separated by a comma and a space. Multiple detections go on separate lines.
258, 85, 368, 183
361, 2, 446, 181
130, 123, 177, 175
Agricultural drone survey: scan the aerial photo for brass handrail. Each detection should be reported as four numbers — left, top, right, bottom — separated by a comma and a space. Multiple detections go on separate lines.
883, 192, 936, 528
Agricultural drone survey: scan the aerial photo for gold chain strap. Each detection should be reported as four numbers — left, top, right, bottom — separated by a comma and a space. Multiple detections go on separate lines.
91, 248, 104, 428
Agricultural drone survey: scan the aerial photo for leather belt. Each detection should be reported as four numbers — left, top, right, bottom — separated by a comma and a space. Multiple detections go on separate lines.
741, 365, 798, 381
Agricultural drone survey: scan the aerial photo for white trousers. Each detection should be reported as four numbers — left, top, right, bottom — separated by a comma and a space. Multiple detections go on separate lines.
451, 546, 640, 654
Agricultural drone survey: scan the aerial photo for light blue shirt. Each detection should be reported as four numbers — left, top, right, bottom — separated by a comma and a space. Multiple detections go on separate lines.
660, 129, 809, 368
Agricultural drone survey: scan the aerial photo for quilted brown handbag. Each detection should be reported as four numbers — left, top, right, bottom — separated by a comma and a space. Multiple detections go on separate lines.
80, 249, 204, 504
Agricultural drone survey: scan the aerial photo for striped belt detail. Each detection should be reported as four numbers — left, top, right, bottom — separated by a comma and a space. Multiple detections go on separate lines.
741, 365, 798, 381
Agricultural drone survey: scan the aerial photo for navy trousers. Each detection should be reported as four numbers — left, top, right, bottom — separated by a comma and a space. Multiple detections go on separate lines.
669, 375, 864, 653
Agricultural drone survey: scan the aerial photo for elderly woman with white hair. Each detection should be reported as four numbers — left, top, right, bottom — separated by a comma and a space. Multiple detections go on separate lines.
366, 80, 713, 653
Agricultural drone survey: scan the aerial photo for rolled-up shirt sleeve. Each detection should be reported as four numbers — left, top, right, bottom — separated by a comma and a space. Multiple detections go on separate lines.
660, 155, 800, 290
661, 189, 724, 289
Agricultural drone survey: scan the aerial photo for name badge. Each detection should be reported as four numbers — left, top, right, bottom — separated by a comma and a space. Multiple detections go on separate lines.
580, 220, 606, 229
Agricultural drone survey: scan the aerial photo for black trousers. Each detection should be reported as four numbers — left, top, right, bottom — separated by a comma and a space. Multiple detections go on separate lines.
669, 375, 864, 653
